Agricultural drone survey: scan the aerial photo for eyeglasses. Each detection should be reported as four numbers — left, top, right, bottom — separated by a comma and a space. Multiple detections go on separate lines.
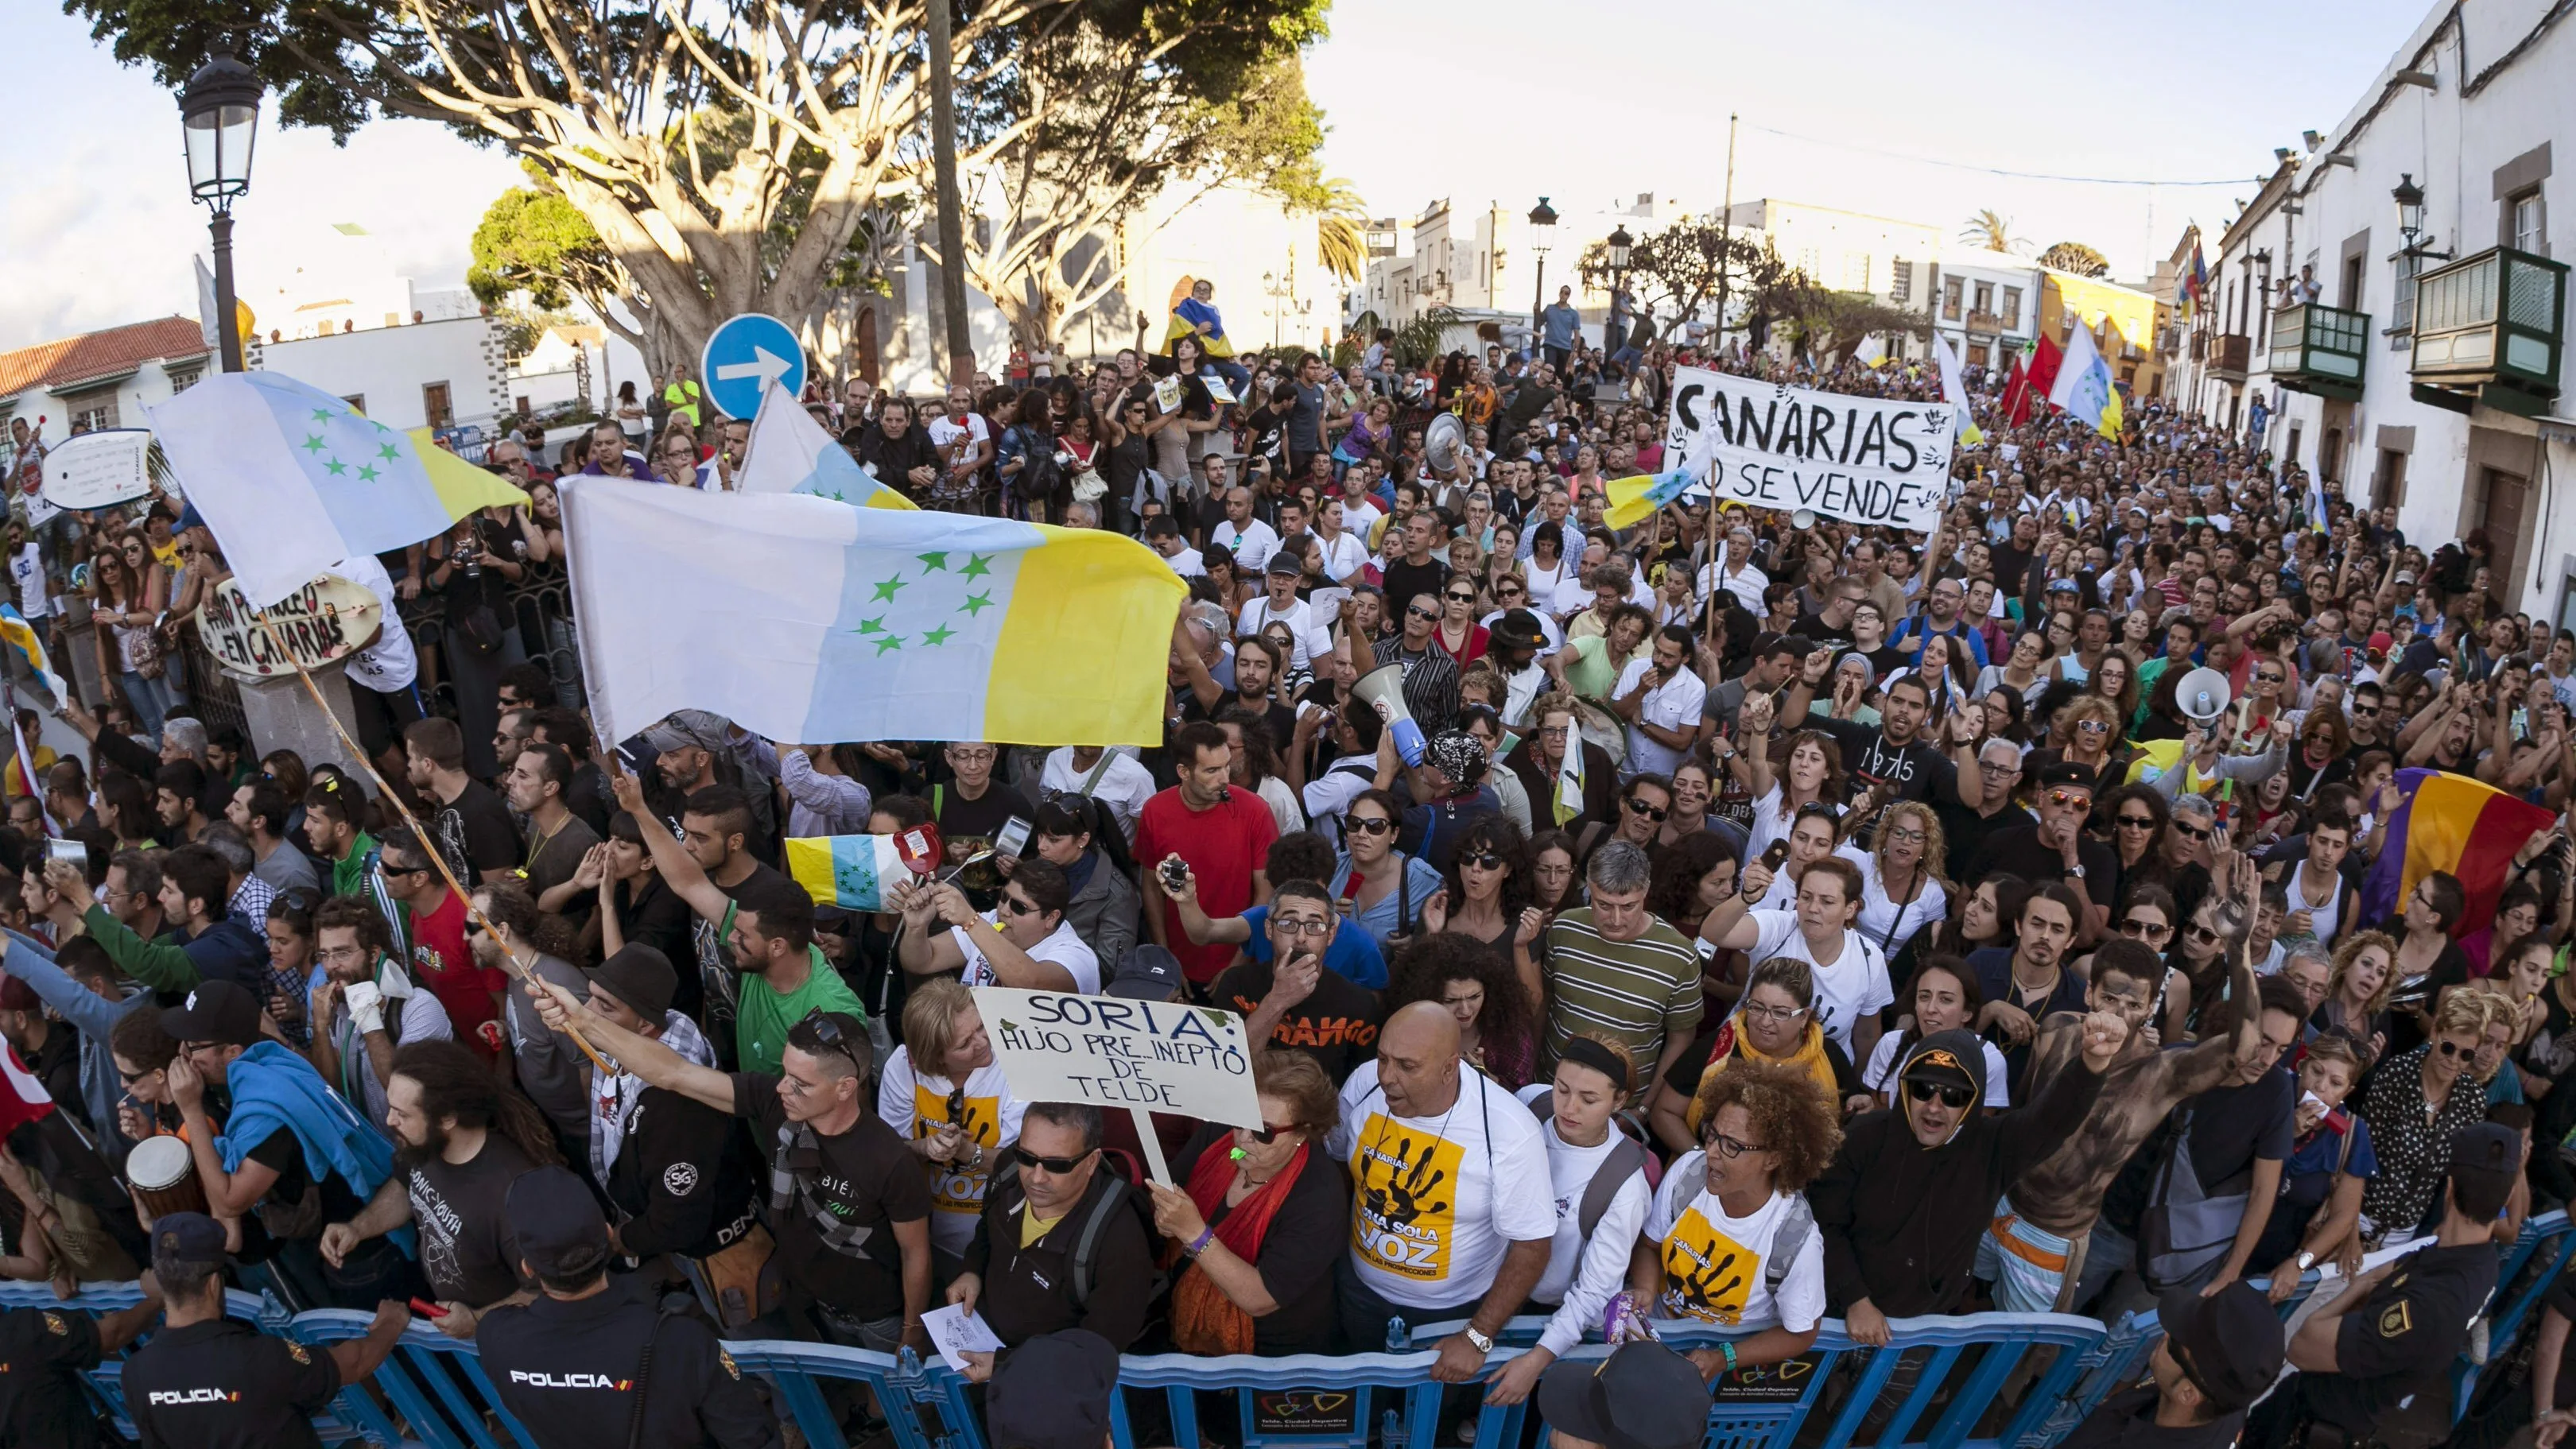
1459, 851, 1507, 872
1624, 798, 1668, 820
2255, 672, 2285, 684
1740, 1001, 1806, 1025
2044, 788, 2093, 809
1243, 1121, 1299, 1145
2120, 917, 2174, 941
1906, 1079, 1976, 1110
378, 862, 429, 878
2171, 821, 2213, 841
999, 894, 1041, 917
1406, 605, 1441, 621
2115, 813, 2157, 830
2076, 720, 2110, 734
2435, 1039, 2473, 1059
1885, 826, 1925, 844
1272, 915, 1333, 938
1704, 1129, 1768, 1160
2184, 922, 2223, 944
1022, 1149, 1096, 1176
1346, 816, 1395, 835
1446, 591, 1477, 604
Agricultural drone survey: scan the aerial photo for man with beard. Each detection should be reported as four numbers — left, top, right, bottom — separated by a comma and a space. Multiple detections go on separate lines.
307, 894, 454, 1130
319, 1040, 559, 1339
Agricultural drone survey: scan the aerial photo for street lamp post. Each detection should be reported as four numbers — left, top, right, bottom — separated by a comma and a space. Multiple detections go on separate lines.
179, 50, 263, 374
1263, 269, 1292, 349
1527, 198, 1558, 331
1605, 224, 1634, 355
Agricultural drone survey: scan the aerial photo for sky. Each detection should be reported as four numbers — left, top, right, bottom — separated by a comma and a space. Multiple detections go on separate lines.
6, 0, 2438, 353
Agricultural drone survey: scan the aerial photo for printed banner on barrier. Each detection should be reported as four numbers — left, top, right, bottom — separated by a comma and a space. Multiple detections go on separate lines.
972, 986, 1262, 1130
1662, 366, 1953, 532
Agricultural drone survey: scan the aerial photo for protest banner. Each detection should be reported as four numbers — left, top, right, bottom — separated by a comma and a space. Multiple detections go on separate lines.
1662, 366, 1953, 533
973, 985, 1262, 1184
41, 428, 154, 510
194, 571, 382, 680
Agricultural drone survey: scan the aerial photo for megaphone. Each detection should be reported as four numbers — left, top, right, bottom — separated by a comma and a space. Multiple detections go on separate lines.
1352, 664, 1427, 766
2174, 667, 2233, 724
1423, 413, 1465, 479
1790, 508, 1818, 531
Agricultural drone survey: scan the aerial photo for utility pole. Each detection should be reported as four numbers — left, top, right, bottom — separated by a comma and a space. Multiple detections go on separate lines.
1713, 113, 1738, 352
925, 0, 974, 385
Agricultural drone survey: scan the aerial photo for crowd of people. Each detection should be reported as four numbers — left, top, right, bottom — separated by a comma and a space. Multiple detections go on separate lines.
1, 293, 2574, 1449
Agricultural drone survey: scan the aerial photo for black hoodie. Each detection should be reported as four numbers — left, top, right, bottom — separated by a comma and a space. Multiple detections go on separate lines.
1806, 1028, 2105, 1315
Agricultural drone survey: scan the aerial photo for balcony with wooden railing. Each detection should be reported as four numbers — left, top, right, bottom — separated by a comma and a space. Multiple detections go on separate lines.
2409, 246, 2570, 416
2269, 303, 2369, 400
2209, 332, 2251, 379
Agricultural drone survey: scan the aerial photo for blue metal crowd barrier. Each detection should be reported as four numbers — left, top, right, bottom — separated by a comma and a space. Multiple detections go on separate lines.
6, 1209, 2568, 1449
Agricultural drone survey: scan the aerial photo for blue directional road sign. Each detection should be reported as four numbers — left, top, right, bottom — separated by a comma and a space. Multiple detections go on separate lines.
700, 312, 809, 421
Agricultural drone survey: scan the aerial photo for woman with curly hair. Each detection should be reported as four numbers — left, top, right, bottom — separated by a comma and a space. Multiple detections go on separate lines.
2317, 929, 2397, 1064
2089, 650, 2138, 732
2027, 693, 2129, 804
1627, 1059, 1839, 1376
2101, 785, 2171, 907
1386, 929, 1539, 1087
1421, 815, 1540, 986
1837, 800, 1949, 964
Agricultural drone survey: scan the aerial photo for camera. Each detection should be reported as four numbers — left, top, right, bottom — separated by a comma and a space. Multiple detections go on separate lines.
1158, 858, 1190, 895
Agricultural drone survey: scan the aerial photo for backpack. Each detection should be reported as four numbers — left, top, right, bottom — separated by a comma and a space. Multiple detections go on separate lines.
1528, 1097, 1650, 1240
1662, 1151, 1814, 1300
988, 1145, 1166, 1308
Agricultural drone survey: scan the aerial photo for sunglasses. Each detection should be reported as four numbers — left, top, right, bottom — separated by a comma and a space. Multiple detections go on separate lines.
2116, 814, 2157, 829
1906, 1079, 1976, 1110
796, 1009, 868, 1078
1446, 592, 1477, 604
2076, 720, 2110, 734
2044, 788, 2093, 809
1459, 851, 1507, 871
1347, 816, 1395, 835
2435, 1039, 2473, 1059
2120, 917, 2174, 940
1022, 1149, 1096, 1176
1624, 798, 1669, 820
2171, 821, 2213, 841
999, 894, 1040, 917
2184, 922, 2223, 944
1406, 605, 1441, 621
1243, 1121, 1298, 1145
378, 862, 429, 878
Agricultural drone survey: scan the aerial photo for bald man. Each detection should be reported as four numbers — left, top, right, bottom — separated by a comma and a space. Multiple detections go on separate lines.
1328, 1002, 1554, 1384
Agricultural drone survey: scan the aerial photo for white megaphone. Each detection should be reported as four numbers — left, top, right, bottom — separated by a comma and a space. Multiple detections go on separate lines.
2174, 667, 2233, 725
1352, 664, 1427, 766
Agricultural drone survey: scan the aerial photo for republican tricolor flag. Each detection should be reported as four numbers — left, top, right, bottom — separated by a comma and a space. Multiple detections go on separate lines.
2361, 769, 2559, 934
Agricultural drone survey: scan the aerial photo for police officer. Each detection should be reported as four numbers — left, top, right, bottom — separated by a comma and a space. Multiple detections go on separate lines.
2245, 1122, 2520, 1449
120, 1213, 411, 1449
476, 1165, 780, 1449
1, 1277, 163, 1449
2059, 1281, 2285, 1449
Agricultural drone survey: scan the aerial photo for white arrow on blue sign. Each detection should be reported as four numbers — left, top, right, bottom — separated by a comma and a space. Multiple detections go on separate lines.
700, 312, 809, 421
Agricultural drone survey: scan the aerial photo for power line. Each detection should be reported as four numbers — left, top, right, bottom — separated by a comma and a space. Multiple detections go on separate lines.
1740, 122, 2262, 188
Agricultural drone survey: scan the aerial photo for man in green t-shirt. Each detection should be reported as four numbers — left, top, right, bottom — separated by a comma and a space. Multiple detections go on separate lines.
719, 875, 865, 1077
662, 363, 703, 430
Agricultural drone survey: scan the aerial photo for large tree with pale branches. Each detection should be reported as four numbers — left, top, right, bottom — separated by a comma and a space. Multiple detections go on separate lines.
74, 0, 1326, 360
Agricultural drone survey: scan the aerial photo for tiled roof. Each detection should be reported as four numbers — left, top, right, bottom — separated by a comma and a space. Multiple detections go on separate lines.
0, 317, 211, 402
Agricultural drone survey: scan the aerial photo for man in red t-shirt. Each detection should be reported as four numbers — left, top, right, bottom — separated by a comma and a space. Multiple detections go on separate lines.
1135, 721, 1280, 985
378, 827, 508, 1060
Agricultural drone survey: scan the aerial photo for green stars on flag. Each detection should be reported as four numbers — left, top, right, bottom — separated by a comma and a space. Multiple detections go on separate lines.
377, 444, 399, 462
855, 616, 886, 636
960, 554, 993, 579
323, 458, 347, 476
311, 407, 336, 422
301, 434, 328, 455
871, 575, 907, 602
355, 464, 381, 482
921, 624, 956, 646
918, 552, 950, 571
871, 633, 905, 655
960, 591, 994, 617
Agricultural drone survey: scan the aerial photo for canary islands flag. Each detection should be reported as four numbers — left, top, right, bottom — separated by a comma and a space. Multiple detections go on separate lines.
2361, 769, 2559, 934
2046, 323, 2124, 440
785, 835, 908, 911
148, 372, 527, 607
0, 606, 64, 703
1603, 467, 1701, 532
736, 381, 916, 509
561, 478, 1187, 747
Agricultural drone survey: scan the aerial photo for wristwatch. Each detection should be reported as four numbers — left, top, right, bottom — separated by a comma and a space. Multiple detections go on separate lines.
2296, 1250, 2318, 1272
2065, 864, 2085, 879
1464, 1326, 1495, 1354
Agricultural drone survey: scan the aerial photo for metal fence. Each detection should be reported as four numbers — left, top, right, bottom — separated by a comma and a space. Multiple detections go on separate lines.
10, 1211, 2569, 1449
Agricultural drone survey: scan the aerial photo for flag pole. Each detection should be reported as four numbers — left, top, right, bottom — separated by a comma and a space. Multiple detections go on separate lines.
244, 607, 614, 1076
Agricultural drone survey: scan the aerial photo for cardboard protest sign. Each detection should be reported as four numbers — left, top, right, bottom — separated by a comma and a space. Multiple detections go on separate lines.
41, 429, 154, 510
1663, 366, 1952, 533
974, 986, 1262, 1182
193, 572, 382, 680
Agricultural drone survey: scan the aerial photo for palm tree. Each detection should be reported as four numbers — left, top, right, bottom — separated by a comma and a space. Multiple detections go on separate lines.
1308, 178, 1370, 282
1960, 210, 2027, 254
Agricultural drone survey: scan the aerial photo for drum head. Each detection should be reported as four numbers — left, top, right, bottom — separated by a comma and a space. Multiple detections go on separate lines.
127, 1134, 191, 1191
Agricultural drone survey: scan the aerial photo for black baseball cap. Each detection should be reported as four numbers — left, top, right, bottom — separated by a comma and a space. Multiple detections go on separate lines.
1534, 1342, 1710, 1449
987, 1329, 1120, 1449
506, 1165, 613, 1279
585, 943, 677, 1021
160, 979, 262, 1048
2449, 1122, 2523, 1221
151, 1211, 229, 1273
2156, 1280, 2286, 1413
1899, 1029, 1985, 1098
1105, 944, 1187, 1001
2035, 761, 2097, 792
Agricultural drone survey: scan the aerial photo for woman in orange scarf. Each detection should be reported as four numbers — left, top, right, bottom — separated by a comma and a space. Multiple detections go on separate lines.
1643, 956, 1861, 1154
1144, 1051, 1350, 1356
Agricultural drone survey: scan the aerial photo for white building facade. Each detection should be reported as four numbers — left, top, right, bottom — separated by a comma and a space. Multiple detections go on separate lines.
2194, 0, 2576, 626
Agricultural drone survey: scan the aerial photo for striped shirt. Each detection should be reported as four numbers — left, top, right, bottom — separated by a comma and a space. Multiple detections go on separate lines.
1541, 907, 1704, 1071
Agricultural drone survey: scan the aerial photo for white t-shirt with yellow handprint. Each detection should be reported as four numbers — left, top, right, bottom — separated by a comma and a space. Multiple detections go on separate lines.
1642, 1150, 1825, 1333
1326, 1060, 1555, 1311
876, 1049, 1027, 1257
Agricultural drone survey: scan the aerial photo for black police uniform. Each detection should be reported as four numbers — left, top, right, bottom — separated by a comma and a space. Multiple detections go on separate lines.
119, 1317, 342, 1449
2247, 1242, 2500, 1449
2058, 1386, 2245, 1449
0, 1304, 107, 1449
476, 1282, 781, 1449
